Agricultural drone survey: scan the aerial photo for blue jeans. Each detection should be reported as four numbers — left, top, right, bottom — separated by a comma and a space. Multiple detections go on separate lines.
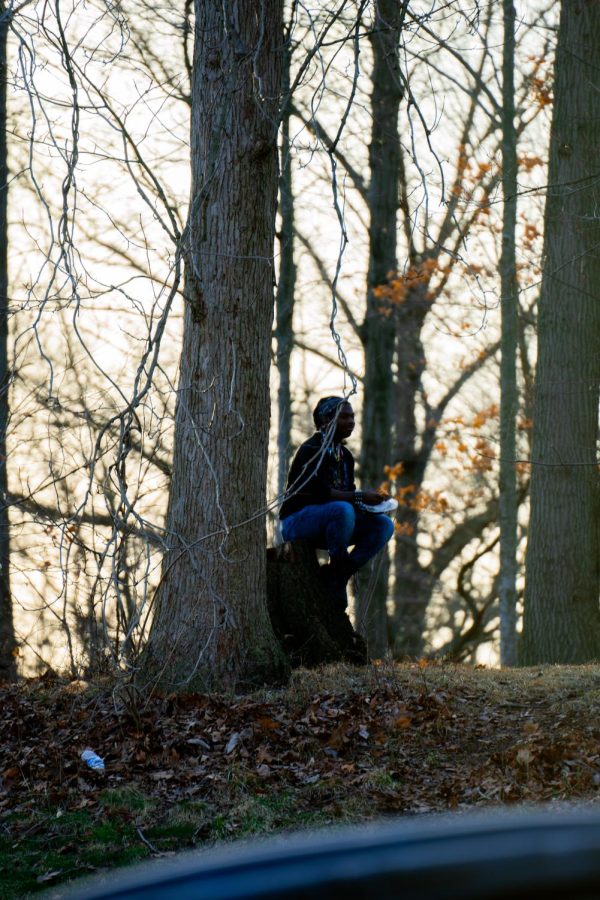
280, 501, 394, 569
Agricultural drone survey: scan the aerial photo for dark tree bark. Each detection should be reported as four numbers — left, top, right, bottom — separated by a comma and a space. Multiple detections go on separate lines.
267, 542, 367, 667
521, 0, 600, 664
498, 0, 518, 666
0, 1, 15, 680
356, 0, 403, 656
389, 282, 432, 658
142, 1, 288, 691
275, 38, 296, 510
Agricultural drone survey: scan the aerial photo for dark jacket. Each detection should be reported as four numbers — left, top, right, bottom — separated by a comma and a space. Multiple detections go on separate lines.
279, 432, 355, 519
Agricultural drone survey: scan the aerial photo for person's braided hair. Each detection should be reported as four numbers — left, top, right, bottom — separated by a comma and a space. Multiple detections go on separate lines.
312, 396, 345, 429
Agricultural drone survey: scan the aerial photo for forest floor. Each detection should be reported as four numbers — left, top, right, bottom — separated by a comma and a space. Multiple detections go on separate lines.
2, 661, 600, 898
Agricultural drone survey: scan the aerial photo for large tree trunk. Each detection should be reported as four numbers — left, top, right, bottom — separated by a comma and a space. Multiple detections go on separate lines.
0, 2, 15, 681
498, 0, 518, 666
275, 46, 296, 515
390, 296, 430, 659
521, 0, 600, 664
356, 0, 403, 657
142, 1, 288, 691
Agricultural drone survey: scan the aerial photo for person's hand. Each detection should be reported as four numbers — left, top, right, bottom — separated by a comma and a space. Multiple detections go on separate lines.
362, 490, 388, 505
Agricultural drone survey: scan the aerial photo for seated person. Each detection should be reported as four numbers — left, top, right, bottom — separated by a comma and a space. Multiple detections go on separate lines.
279, 396, 394, 606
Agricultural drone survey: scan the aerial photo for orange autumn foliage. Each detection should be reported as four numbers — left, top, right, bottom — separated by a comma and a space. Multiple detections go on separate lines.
373, 258, 439, 307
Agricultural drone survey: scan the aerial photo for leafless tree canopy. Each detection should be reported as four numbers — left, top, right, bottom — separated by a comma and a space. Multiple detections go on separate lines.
2, 0, 590, 686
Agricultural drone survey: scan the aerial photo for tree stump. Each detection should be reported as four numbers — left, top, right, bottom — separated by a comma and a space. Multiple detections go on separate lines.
266, 541, 367, 667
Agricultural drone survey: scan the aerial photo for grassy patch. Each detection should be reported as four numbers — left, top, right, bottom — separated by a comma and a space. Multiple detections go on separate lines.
0, 806, 149, 898
0, 789, 330, 896
229, 789, 332, 837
